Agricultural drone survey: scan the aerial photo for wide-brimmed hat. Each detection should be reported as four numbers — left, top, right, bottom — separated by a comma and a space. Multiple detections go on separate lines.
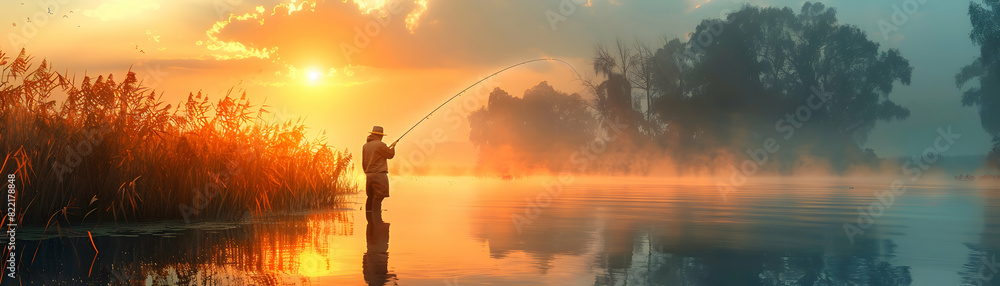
369, 126, 386, 136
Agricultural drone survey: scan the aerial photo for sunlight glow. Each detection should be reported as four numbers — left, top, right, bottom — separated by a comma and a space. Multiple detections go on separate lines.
405, 0, 429, 33
308, 70, 322, 82
352, 0, 430, 33
297, 251, 328, 277
352, 0, 390, 13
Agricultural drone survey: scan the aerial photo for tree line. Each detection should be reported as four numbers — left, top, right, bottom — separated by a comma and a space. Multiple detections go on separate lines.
470, 2, 999, 175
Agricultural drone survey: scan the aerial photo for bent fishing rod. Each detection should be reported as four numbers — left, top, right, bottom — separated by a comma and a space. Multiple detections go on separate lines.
391, 58, 582, 145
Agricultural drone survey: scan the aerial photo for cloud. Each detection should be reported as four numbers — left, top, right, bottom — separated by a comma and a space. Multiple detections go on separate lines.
204, 0, 613, 72
404, 0, 428, 32
205, 0, 426, 68
83, 0, 162, 21
203, 4, 278, 60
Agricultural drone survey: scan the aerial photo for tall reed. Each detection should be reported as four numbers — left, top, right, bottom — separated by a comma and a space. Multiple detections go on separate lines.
0, 48, 357, 226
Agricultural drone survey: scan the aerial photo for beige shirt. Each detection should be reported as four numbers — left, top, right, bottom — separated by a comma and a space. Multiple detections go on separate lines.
362, 135, 395, 174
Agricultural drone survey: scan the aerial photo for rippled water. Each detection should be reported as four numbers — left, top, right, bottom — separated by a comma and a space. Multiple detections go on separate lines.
11, 176, 1000, 285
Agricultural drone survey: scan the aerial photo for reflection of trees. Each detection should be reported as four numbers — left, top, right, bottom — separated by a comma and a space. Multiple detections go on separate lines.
470, 191, 600, 273
962, 0, 1000, 263
959, 247, 997, 286
472, 184, 913, 285
15, 211, 352, 285
592, 230, 911, 286
961, 186, 1000, 286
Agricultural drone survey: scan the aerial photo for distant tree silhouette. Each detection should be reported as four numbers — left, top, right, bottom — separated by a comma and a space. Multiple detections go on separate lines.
956, 0, 1000, 168
468, 82, 595, 174
469, 2, 915, 174
590, 41, 645, 138
647, 2, 912, 171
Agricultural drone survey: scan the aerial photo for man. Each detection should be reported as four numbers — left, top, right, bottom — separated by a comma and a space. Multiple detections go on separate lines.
362, 126, 396, 212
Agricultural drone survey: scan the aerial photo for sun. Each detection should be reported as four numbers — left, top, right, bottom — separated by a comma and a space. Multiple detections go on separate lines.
308, 70, 322, 82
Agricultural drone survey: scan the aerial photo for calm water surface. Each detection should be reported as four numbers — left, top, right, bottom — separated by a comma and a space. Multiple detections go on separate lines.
13, 176, 1000, 285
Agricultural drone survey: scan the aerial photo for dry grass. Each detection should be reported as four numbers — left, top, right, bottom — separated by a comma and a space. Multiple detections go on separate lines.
0, 48, 357, 226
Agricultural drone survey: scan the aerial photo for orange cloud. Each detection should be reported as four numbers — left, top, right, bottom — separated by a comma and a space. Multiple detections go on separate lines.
404, 0, 428, 32
205, 0, 592, 73
203, 4, 281, 60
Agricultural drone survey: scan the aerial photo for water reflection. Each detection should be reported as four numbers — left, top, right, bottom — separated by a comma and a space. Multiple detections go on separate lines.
363, 209, 397, 286
960, 184, 1000, 286
14, 210, 356, 285
7, 177, 989, 285
471, 179, 917, 285
588, 229, 912, 285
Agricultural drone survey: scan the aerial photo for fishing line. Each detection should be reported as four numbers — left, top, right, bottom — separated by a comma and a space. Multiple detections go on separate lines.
393, 58, 582, 144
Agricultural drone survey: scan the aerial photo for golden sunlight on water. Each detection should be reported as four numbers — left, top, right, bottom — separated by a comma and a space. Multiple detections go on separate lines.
16, 176, 999, 285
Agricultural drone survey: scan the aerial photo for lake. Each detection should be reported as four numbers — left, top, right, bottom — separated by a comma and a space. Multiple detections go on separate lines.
11, 176, 999, 285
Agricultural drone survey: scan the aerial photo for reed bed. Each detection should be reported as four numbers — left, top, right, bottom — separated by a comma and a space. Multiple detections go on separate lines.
0, 48, 357, 226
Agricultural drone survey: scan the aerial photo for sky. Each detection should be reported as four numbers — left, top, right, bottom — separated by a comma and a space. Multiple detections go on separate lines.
0, 0, 991, 167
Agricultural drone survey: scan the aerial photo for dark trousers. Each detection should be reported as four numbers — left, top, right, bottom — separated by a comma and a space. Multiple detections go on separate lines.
365, 173, 388, 212
365, 187, 384, 212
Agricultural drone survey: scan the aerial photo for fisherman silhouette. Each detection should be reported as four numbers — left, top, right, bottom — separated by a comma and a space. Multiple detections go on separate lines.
362, 126, 396, 212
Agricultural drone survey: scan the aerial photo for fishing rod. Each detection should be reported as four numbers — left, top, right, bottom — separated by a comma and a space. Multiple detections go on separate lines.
392, 58, 582, 145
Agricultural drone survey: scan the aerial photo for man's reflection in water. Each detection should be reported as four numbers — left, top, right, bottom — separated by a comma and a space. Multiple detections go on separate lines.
363, 209, 397, 285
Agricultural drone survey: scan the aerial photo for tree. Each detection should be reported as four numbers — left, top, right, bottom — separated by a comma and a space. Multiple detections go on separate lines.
467, 2, 915, 174
648, 38, 693, 151
590, 41, 645, 139
647, 2, 912, 171
956, 0, 1000, 167
468, 82, 595, 174
629, 38, 661, 135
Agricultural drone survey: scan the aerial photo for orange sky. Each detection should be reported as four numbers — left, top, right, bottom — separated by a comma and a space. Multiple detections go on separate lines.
1, 0, 602, 168
1, 0, 993, 166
